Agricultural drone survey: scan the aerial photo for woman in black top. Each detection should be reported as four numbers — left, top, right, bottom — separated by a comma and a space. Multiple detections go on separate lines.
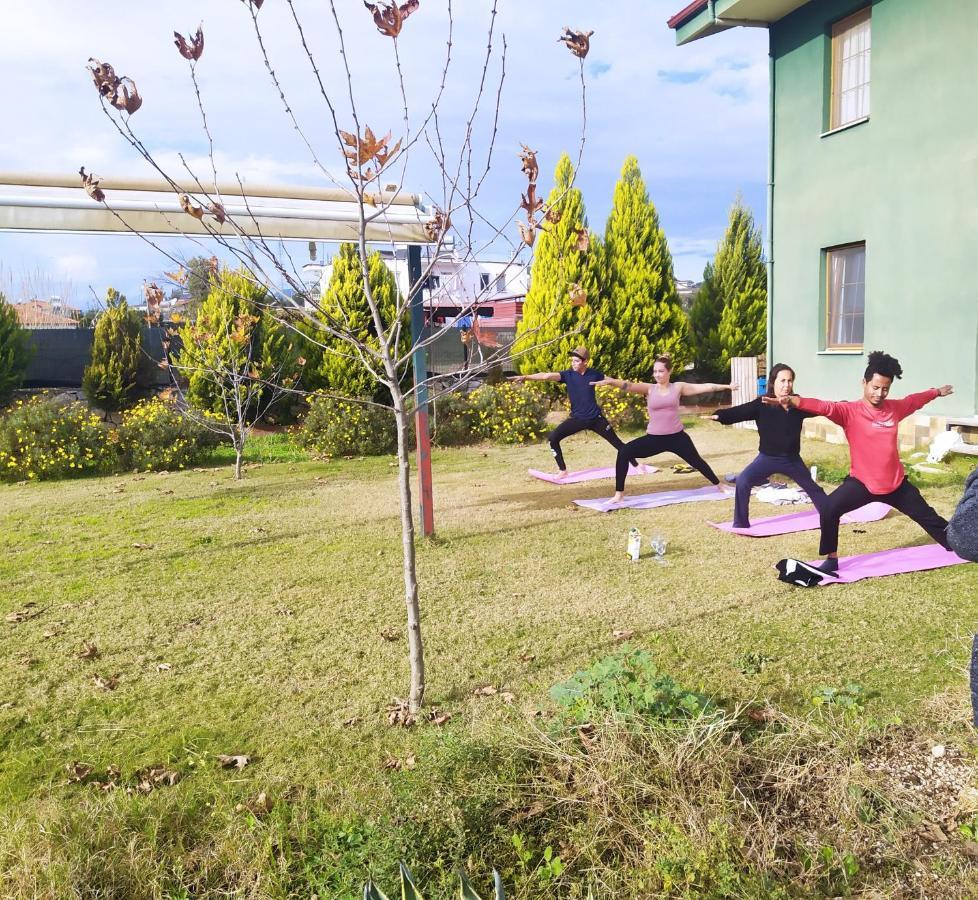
707, 363, 827, 528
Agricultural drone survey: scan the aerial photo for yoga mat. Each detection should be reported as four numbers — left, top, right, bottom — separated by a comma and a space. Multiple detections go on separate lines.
709, 502, 891, 537
778, 544, 970, 587
574, 485, 729, 512
529, 464, 657, 485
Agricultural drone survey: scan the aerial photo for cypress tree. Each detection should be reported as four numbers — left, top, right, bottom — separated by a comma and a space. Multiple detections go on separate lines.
177, 269, 301, 418
82, 289, 145, 414
715, 197, 767, 370
598, 155, 690, 378
316, 243, 407, 402
689, 261, 725, 379
515, 153, 603, 375
0, 293, 32, 406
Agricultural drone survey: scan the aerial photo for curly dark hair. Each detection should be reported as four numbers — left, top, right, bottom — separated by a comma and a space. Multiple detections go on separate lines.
864, 350, 903, 382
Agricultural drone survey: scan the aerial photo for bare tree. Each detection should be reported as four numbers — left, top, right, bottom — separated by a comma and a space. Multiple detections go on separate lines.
85, 2, 593, 712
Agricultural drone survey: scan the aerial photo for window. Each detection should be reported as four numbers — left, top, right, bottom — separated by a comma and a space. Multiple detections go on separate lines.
427, 275, 441, 290
479, 272, 491, 290
494, 274, 506, 293
829, 8, 871, 130
825, 243, 865, 349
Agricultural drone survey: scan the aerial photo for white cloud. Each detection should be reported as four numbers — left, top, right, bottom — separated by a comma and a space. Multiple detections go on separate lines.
54, 253, 99, 281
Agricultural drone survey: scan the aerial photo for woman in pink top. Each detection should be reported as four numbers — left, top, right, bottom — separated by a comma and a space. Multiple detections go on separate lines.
765, 350, 953, 574
591, 354, 733, 503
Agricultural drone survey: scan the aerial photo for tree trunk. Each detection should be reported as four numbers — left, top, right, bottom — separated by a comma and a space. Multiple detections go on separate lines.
234, 446, 243, 480
393, 398, 425, 712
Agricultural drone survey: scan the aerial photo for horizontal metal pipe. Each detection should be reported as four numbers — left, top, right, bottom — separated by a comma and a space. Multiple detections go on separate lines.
0, 171, 423, 207
0, 193, 431, 225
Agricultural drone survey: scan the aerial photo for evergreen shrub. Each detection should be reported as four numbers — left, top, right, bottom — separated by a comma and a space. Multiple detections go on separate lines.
431, 392, 479, 448
0, 294, 32, 407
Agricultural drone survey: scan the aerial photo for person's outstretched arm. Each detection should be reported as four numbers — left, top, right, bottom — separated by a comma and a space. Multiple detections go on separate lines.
678, 381, 734, 398
890, 385, 953, 418
588, 376, 650, 395
508, 372, 561, 383
708, 397, 761, 425
761, 393, 851, 426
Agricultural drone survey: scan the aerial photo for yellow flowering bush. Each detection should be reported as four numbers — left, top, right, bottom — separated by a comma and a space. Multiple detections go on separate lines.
468, 382, 548, 444
115, 399, 220, 472
0, 396, 114, 481
585, 387, 648, 431
295, 394, 400, 458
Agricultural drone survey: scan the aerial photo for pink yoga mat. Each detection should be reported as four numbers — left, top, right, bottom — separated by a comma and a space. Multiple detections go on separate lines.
787, 544, 969, 586
574, 485, 729, 512
529, 464, 657, 485
709, 502, 891, 537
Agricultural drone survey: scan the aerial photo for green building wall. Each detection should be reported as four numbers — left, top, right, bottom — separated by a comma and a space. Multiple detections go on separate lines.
770, 0, 978, 416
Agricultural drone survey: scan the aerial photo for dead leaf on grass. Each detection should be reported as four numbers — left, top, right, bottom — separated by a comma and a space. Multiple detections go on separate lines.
472, 685, 497, 697
747, 705, 776, 724
518, 652, 536, 663
132, 764, 180, 793
342, 715, 362, 727
156, 663, 172, 673
6, 603, 42, 623
217, 754, 251, 770
66, 761, 94, 783
386, 700, 417, 728
499, 691, 516, 704
612, 629, 634, 642
379, 626, 399, 642
132, 542, 155, 551
93, 673, 119, 691
428, 710, 452, 726
235, 790, 272, 816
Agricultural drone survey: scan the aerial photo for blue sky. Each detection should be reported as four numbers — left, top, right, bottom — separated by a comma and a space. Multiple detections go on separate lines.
0, 1, 769, 308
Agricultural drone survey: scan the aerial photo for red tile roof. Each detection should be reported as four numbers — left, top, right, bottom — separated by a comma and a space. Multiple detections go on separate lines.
667, 0, 709, 29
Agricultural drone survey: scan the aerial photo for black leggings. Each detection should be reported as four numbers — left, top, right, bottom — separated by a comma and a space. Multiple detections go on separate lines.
616, 430, 720, 492
819, 475, 949, 555
548, 415, 635, 471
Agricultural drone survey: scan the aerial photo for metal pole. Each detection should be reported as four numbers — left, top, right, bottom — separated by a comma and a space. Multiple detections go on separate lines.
408, 244, 434, 537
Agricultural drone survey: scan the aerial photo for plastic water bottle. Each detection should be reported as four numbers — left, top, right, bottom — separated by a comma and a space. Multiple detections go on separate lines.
627, 527, 641, 561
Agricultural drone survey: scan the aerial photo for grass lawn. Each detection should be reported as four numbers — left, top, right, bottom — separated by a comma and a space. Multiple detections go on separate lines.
2, 423, 977, 897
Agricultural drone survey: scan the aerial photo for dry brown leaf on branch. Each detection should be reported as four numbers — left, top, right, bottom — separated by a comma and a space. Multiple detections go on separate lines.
544, 206, 562, 225
174, 25, 204, 61
520, 183, 544, 219
164, 269, 186, 285
558, 27, 594, 59
574, 227, 590, 253
568, 283, 587, 308
364, 0, 419, 38
519, 145, 539, 183
340, 126, 401, 176
208, 202, 227, 224
87, 59, 143, 114
179, 194, 204, 220
93, 673, 119, 691
423, 207, 449, 242
79, 167, 105, 202
517, 221, 537, 248
78, 641, 100, 660
217, 754, 251, 769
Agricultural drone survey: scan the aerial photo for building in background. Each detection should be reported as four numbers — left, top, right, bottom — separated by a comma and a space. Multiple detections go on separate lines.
13, 298, 81, 329
669, 0, 978, 449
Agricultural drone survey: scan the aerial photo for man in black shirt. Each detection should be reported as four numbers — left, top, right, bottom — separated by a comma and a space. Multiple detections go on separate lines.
509, 346, 638, 478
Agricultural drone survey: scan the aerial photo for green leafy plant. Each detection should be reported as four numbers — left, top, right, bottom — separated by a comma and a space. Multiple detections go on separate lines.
550, 647, 714, 724
0, 292, 32, 406
364, 861, 504, 899
737, 652, 775, 675
810, 683, 876, 711
431, 391, 480, 448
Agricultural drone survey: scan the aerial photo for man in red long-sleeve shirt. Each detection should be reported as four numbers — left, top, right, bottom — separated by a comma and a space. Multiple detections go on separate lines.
764, 350, 953, 574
